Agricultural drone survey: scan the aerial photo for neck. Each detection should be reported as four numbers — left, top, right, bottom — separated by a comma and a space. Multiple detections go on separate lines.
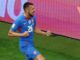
24, 13, 31, 19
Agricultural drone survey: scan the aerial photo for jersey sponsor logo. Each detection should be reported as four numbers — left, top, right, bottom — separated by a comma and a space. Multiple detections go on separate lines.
31, 18, 34, 26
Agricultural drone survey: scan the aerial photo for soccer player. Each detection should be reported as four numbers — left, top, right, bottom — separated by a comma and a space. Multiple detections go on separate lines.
8, 2, 51, 60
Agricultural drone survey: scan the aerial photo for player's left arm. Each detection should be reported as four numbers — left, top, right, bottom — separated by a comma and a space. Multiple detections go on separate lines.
34, 28, 51, 36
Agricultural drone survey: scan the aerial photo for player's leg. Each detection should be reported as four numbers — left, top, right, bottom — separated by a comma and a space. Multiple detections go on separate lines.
26, 53, 45, 60
26, 55, 33, 60
25, 46, 45, 60
30, 47, 45, 60
34, 54, 45, 60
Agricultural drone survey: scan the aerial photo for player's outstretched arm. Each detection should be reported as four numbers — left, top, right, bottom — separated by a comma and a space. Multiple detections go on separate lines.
8, 30, 29, 37
35, 28, 51, 36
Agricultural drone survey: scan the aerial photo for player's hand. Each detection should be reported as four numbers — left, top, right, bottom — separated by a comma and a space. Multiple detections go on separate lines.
21, 31, 29, 37
46, 31, 52, 36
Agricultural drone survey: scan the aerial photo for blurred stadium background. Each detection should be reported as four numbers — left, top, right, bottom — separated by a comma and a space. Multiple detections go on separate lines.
0, 0, 80, 60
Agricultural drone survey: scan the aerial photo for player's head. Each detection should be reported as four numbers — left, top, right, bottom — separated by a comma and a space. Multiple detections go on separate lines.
23, 2, 35, 17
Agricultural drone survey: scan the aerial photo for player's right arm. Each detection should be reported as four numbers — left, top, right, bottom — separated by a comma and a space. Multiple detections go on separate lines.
8, 30, 29, 37
8, 19, 29, 37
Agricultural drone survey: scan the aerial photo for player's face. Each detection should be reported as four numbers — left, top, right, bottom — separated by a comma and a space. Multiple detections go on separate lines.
25, 5, 35, 17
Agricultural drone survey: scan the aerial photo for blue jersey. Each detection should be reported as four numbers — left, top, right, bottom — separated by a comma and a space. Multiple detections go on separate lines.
10, 15, 36, 46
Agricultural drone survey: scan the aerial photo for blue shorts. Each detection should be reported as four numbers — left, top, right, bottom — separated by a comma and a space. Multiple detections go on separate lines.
20, 43, 40, 60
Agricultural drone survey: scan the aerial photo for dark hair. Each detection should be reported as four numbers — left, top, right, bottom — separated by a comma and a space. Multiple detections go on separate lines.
23, 2, 34, 10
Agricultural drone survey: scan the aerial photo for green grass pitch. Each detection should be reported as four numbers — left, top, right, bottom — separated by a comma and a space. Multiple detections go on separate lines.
0, 22, 80, 60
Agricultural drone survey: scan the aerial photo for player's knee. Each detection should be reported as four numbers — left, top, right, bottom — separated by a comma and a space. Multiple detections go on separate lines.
41, 57, 45, 60
35, 58, 45, 60
35, 54, 45, 60
38, 57, 45, 60
40, 56, 45, 60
